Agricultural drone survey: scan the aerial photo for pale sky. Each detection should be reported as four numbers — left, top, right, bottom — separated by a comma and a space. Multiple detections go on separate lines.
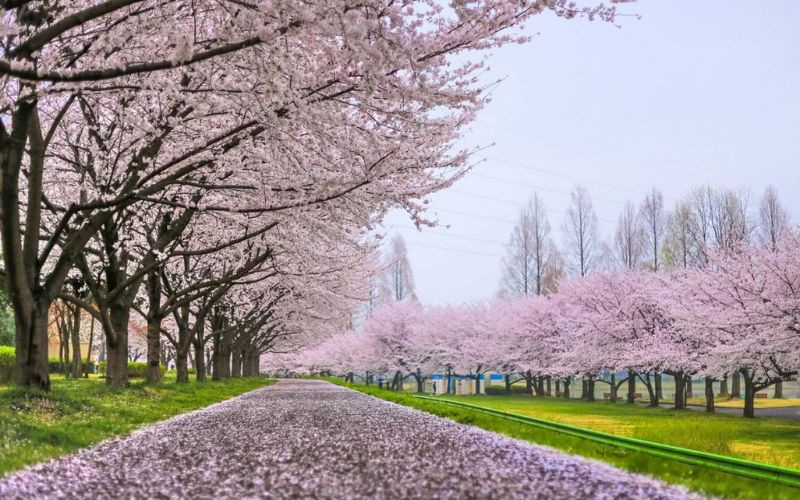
383, 0, 800, 306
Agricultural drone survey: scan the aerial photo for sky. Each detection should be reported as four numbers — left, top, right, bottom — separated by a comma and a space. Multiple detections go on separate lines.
383, 0, 800, 306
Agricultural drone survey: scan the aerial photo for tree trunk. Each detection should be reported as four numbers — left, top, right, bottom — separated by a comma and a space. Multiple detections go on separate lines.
655, 372, 663, 400
563, 377, 570, 399
555, 379, 561, 396
474, 374, 481, 395
774, 380, 783, 399
705, 377, 715, 413
731, 372, 741, 399
14, 301, 51, 389
626, 372, 636, 404
673, 373, 686, 410
610, 373, 618, 403
546, 376, 552, 396
586, 376, 595, 402
175, 350, 189, 384
685, 375, 693, 399
231, 349, 242, 377
145, 270, 163, 384
69, 305, 82, 379
581, 377, 588, 399
525, 371, 533, 395
105, 305, 130, 388
194, 341, 206, 382
719, 375, 729, 397
742, 370, 755, 418
83, 317, 95, 378
504, 373, 512, 394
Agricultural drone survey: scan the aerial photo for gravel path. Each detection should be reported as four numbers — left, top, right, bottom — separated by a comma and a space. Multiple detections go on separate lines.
0, 380, 700, 499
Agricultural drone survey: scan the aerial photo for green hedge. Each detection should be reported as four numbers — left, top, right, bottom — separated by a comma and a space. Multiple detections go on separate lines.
48, 357, 93, 374
0, 346, 13, 384
98, 361, 166, 378
485, 384, 531, 396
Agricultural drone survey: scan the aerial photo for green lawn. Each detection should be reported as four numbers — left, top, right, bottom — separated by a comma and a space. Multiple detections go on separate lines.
0, 374, 273, 477
333, 380, 800, 500
438, 393, 800, 469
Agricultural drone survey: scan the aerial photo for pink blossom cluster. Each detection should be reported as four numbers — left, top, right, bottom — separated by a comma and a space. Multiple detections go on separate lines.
284, 231, 800, 409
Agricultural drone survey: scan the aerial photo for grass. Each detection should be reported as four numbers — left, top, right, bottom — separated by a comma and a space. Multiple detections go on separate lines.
0, 373, 273, 477
684, 397, 800, 409
331, 379, 800, 499
435, 393, 800, 469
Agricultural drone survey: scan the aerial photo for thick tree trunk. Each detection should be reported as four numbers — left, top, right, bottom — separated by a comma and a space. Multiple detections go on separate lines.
610, 373, 618, 403
231, 349, 242, 377
581, 377, 588, 399
194, 341, 206, 382
546, 376, 552, 396
586, 376, 595, 402
626, 372, 636, 404
731, 372, 741, 399
742, 371, 755, 418
105, 305, 130, 388
525, 371, 533, 395
146, 271, 163, 384
14, 302, 51, 389
655, 372, 663, 400
774, 381, 783, 399
416, 369, 424, 393
474, 374, 481, 395
211, 330, 231, 380
176, 350, 189, 383
555, 379, 561, 396
504, 373, 512, 394
563, 377, 570, 399
673, 373, 686, 410
705, 377, 715, 413
719, 375, 729, 397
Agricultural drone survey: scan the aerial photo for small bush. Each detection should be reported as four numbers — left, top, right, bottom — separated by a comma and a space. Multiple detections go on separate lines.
49, 357, 93, 374
98, 361, 166, 378
485, 385, 530, 396
0, 345, 14, 384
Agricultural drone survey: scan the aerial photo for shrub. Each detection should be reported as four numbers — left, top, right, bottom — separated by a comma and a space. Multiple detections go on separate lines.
98, 361, 166, 379
49, 357, 93, 374
0, 346, 14, 384
485, 384, 530, 396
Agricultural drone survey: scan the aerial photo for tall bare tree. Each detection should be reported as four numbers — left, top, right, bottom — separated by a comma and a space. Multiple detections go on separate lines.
499, 193, 559, 296
562, 186, 600, 278
757, 185, 789, 252
614, 201, 644, 270
664, 203, 694, 269
639, 188, 667, 271
385, 234, 416, 302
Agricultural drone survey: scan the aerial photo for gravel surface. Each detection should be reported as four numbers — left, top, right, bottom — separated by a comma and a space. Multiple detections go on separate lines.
0, 380, 701, 499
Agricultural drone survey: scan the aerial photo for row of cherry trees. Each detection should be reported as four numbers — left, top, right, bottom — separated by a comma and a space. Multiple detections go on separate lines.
289, 231, 800, 417
1, 1, 629, 389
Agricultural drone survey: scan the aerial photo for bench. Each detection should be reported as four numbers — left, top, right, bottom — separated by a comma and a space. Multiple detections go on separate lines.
755, 392, 768, 399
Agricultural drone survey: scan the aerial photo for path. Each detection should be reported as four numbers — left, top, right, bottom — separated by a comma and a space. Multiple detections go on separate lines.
0, 380, 697, 499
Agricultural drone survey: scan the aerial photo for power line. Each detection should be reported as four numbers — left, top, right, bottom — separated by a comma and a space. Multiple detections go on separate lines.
433, 208, 516, 225
447, 189, 617, 224
486, 157, 677, 201
470, 172, 627, 206
403, 241, 502, 259
390, 224, 507, 247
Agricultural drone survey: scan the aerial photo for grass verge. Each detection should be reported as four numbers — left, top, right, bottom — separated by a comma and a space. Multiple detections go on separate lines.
0, 374, 273, 477
436, 394, 800, 469
329, 379, 800, 500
